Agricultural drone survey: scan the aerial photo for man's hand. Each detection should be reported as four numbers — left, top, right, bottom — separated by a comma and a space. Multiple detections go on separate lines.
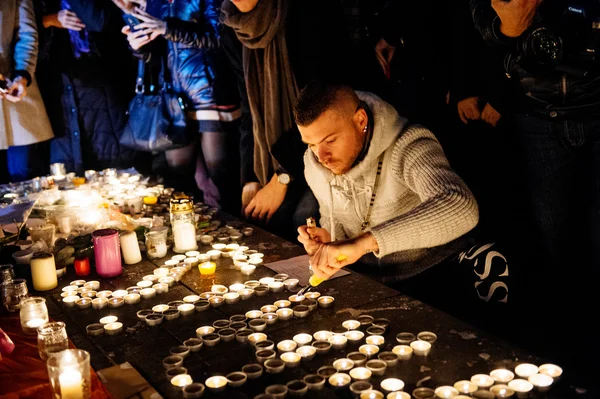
374, 37, 396, 79
121, 25, 160, 50
492, 0, 542, 38
297, 225, 331, 255
5, 77, 27, 103
457, 96, 481, 124
481, 103, 501, 127
241, 182, 261, 214
43, 10, 86, 30
132, 8, 167, 37
244, 174, 287, 223
309, 233, 378, 279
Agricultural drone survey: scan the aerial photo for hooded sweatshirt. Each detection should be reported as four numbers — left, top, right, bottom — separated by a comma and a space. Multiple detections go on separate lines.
304, 91, 479, 283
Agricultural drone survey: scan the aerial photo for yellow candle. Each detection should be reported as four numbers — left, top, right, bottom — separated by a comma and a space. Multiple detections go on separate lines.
30, 253, 57, 291
72, 177, 85, 186
199, 262, 216, 275
143, 196, 158, 205
58, 369, 84, 399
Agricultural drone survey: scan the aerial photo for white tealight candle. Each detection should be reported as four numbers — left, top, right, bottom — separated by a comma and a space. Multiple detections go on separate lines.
490, 385, 515, 398
154, 268, 170, 277
392, 345, 413, 360
515, 363, 539, 378
346, 330, 365, 343
172, 254, 187, 262
528, 373, 553, 389
410, 340, 431, 356
538, 363, 562, 378
26, 318, 46, 329
342, 320, 361, 330
508, 379, 533, 394
205, 376, 227, 390
358, 344, 379, 357
453, 380, 478, 394
333, 358, 354, 371
434, 386, 459, 399
104, 322, 123, 335
381, 378, 404, 392
293, 333, 312, 346
314, 330, 333, 341
171, 374, 193, 387
58, 369, 84, 399
349, 367, 371, 381
99, 316, 118, 325
241, 264, 256, 275
211, 285, 228, 294
164, 259, 180, 267
277, 340, 298, 352
366, 335, 385, 346
471, 374, 495, 388
491, 369, 515, 383
136, 281, 153, 288
142, 274, 159, 283
329, 335, 348, 350
329, 373, 350, 387
183, 295, 201, 303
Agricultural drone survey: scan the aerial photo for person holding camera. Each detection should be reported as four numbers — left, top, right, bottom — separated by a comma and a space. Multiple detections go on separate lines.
471, 0, 600, 386
0, 0, 54, 183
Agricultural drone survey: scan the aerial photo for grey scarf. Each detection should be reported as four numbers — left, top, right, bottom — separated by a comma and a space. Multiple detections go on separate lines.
222, 0, 298, 186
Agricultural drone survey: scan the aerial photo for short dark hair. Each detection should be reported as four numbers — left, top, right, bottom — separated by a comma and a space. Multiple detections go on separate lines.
294, 81, 355, 126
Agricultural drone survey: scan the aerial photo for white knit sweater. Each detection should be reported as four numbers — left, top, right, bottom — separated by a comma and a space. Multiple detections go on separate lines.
304, 91, 479, 281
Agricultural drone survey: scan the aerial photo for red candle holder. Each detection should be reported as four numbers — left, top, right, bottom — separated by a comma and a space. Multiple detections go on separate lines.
74, 256, 91, 277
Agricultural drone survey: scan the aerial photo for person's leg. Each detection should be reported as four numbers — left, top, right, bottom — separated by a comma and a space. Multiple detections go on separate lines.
6, 140, 50, 182
164, 137, 201, 198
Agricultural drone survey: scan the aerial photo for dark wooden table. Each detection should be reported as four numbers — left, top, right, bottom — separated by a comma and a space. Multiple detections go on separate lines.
17, 212, 595, 399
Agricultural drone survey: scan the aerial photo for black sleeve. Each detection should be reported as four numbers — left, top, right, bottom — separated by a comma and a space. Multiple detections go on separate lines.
65, 0, 122, 33
469, 0, 516, 48
449, 1, 481, 103
220, 26, 258, 187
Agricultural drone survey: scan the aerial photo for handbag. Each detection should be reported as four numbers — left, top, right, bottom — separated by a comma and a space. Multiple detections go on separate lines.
120, 57, 192, 152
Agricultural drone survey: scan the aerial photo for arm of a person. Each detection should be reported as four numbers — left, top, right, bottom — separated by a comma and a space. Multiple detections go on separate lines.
12, 0, 39, 85
469, 0, 515, 47
163, 0, 219, 49
369, 126, 480, 257
65, 0, 121, 32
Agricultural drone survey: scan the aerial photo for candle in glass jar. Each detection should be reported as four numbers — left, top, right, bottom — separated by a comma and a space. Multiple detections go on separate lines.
120, 231, 142, 265
92, 229, 122, 278
30, 253, 58, 291
173, 223, 197, 252
73, 257, 91, 277
58, 369, 84, 399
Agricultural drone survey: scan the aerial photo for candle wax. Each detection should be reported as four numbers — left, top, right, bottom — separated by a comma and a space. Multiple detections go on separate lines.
58, 369, 84, 399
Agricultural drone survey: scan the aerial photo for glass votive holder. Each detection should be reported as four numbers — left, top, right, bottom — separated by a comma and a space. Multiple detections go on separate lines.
46, 349, 91, 399
2, 278, 28, 312
29, 223, 56, 248
37, 321, 69, 361
0, 264, 15, 282
20, 297, 49, 334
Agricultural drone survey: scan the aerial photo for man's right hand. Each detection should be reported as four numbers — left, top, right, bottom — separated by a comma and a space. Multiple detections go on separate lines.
374, 37, 395, 79
492, 0, 542, 38
297, 225, 331, 255
241, 182, 262, 214
43, 10, 86, 31
457, 96, 481, 124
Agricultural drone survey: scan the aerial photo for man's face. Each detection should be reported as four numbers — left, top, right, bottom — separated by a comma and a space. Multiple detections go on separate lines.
230, 0, 260, 12
299, 108, 366, 175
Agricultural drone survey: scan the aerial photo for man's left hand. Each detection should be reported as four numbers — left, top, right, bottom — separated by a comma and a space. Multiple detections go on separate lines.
5, 77, 27, 103
133, 8, 167, 36
244, 174, 287, 223
481, 103, 501, 127
309, 233, 378, 280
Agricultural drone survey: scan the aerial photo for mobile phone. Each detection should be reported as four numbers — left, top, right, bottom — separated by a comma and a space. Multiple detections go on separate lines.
122, 13, 142, 32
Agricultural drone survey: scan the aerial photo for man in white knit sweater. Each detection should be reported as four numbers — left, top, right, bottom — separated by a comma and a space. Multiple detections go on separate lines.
296, 82, 479, 286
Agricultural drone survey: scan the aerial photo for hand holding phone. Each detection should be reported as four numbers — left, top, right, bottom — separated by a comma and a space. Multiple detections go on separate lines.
122, 13, 142, 32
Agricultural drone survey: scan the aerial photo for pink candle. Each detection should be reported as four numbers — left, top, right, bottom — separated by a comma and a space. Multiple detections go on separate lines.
92, 229, 122, 278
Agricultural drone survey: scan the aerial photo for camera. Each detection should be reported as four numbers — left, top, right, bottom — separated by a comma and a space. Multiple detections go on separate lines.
515, 0, 600, 77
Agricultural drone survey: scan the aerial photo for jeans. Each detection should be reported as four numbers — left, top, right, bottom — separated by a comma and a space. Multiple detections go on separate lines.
0, 141, 50, 183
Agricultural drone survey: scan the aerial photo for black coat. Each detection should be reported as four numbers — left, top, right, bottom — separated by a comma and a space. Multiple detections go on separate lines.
220, 0, 356, 188
36, 0, 136, 175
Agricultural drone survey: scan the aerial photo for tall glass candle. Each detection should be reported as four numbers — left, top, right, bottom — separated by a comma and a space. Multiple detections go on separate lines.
170, 196, 197, 253
30, 253, 58, 291
92, 229, 122, 278
119, 231, 142, 265
73, 257, 90, 277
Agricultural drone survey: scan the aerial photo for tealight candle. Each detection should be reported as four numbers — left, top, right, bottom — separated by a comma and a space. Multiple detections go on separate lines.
261, 305, 278, 313
276, 308, 293, 320
381, 378, 404, 392
229, 283, 245, 292
183, 295, 201, 303
239, 288, 255, 300
62, 296, 79, 307
241, 264, 256, 275
277, 340, 298, 353
62, 285, 79, 293
136, 281, 153, 288
124, 294, 140, 305
153, 283, 169, 294
314, 330, 333, 341
159, 276, 175, 287
490, 384, 515, 398
205, 376, 228, 392
178, 304, 195, 316
224, 292, 241, 304
333, 358, 354, 371
528, 373, 553, 390
392, 345, 413, 360
343, 320, 361, 330
387, 393, 411, 399
199, 262, 216, 275
410, 340, 431, 356
245, 310, 263, 319
196, 326, 215, 337
329, 334, 348, 350
318, 296, 335, 308
538, 363, 562, 378
508, 379, 533, 395
491, 369, 515, 383
515, 363, 539, 378
153, 304, 170, 312
366, 335, 385, 346
248, 333, 268, 344
293, 333, 312, 346
280, 352, 301, 367
395, 332, 415, 344
346, 330, 365, 343
84, 281, 100, 290
471, 374, 495, 388
164, 260, 180, 267
454, 380, 478, 394
434, 386, 459, 399
296, 345, 316, 360
91, 298, 108, 310
350, 367, 372, 381
96, 290, 112, 298
140, 288, 156, 299
172, 254, 187, 262
259, 277, 275, 286
142, 274, 159, 283
99, 316, 118, 325
359, 344, 379, 358
329, 373, 351, 388
268, 281, 284, 292
104, 322, 123, 335
153, 267, 170, 277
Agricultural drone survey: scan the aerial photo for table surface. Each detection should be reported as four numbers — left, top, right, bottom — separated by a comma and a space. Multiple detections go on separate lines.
3, 211, 595, 399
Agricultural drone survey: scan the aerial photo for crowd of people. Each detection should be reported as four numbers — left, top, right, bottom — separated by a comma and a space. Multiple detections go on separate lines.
1, 0, 598, 387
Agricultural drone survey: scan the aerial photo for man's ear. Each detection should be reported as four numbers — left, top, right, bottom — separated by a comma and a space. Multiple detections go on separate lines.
353, 106, 368, 132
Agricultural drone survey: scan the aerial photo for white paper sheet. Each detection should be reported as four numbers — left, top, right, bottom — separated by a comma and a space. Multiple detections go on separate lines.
264, 254, 350, 285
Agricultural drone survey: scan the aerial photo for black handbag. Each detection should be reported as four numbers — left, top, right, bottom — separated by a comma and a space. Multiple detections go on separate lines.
120, 57, 192, 152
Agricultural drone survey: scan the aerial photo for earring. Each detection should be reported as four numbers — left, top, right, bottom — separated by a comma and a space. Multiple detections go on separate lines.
363, 125, 368, 133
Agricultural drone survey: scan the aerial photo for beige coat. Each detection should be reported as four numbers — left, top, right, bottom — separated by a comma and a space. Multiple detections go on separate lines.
0, 0, 54, 150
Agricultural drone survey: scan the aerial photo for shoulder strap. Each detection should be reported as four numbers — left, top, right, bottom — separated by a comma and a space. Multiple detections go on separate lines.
135, 59, 145, 94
